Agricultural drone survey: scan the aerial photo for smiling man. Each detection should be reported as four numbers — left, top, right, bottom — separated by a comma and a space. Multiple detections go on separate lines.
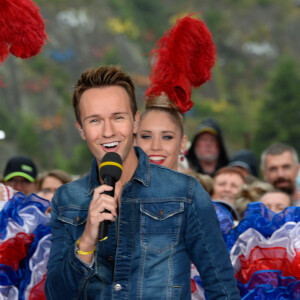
261, 142, 300, 205
45, 66, 240, 300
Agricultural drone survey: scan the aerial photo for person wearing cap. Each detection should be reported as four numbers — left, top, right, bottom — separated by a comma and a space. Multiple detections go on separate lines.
186, 117, 229, 177
2, 156, 38, 196
228, 149, 258, 184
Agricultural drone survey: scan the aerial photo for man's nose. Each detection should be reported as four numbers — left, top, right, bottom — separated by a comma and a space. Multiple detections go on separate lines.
276, 168, 285, 178
103, 120, 114, 137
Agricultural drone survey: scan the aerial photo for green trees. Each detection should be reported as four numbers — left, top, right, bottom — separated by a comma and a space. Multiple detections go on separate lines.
1, 0, 300, 175
253, 55, 300, 154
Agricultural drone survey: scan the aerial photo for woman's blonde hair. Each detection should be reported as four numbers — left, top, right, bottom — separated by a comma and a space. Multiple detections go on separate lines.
141, 92, 184, 137
234, 180, 274, 218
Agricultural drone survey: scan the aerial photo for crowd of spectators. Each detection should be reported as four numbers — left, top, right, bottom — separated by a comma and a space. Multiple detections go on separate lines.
1, 119, 300, 299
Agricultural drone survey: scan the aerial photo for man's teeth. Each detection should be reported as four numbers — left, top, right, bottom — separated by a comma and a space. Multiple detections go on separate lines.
103, 142, 118, 148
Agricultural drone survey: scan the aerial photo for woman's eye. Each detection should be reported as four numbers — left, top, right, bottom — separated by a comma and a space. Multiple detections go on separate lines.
141, 135, 151, 140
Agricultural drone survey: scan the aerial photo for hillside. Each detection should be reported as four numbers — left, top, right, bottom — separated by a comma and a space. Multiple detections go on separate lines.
1, 0, 300, 174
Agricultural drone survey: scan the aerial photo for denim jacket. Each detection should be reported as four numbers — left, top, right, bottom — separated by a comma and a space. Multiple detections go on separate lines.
45, 147, 240, 300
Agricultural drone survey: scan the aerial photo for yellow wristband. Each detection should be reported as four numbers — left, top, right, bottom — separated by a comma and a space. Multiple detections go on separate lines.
76, 239, 96, 255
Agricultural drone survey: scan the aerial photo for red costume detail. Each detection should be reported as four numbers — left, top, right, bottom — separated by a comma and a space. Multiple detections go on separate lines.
0, 0, 48, 62
146, 15, 216, 114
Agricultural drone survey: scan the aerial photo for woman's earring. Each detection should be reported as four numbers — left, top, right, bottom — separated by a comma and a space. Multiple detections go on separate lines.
178, 150, 189, 171
180, 150, 185, 162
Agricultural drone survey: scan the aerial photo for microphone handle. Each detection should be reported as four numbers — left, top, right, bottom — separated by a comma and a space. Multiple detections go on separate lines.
99, 176, 116, 241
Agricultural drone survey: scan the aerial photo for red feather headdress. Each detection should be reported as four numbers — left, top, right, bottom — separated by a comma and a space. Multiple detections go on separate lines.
0, 0, 48, 63
145, 15, 216, 114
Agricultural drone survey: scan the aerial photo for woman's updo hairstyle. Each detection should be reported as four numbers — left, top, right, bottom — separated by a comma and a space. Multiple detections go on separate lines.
141, 92, 184, 136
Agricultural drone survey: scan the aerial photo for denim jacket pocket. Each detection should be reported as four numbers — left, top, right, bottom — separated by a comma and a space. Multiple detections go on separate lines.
140, 201, 184, 253
57, 207, 88, 240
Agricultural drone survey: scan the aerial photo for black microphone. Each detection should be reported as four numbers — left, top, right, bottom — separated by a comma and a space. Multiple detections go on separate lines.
98, 152, 123, 241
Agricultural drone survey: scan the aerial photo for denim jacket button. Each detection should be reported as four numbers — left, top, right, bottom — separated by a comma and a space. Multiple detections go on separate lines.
74, 216, 82, 223
158, 209, 164, 216
114, 283, 122, 291
106, 256, 114, 262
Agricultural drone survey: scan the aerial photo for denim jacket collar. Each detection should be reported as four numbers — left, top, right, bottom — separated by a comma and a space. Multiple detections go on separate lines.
131, 146, 150, 187
87, 159, 100, 197
86, 146, 150, 197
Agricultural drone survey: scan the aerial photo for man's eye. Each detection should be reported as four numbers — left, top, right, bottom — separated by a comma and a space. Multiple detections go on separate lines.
163, 135, 173, 140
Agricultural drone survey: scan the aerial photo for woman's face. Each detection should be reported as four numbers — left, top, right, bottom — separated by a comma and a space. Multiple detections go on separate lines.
260, 192, 290, 214
212, 173, 245, 205
39, 175, 64, 202
136, 110, 186, 171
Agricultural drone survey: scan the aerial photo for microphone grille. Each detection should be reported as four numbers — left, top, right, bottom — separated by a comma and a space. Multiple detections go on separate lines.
99, 152, 123, 181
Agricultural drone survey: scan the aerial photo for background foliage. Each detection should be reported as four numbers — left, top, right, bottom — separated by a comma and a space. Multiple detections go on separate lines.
1, 0, 300, 176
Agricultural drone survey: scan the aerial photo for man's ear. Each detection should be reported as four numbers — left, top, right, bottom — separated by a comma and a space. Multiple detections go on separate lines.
133, 111, 140, 134
75, 121, 86, 140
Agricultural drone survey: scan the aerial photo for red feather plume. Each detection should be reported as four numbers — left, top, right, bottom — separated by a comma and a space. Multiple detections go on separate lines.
0, 0, 48, 63
146, 15, 216, 114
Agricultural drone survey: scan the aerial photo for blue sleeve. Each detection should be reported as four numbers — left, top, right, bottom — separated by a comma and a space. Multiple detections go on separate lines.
45, 193, 96, 299
185, 178, 241, 300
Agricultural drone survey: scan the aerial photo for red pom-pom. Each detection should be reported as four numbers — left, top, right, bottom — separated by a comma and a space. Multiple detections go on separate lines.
146, 15, 216, 114
0, 232, 33, 270
0, 0, 48, 62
